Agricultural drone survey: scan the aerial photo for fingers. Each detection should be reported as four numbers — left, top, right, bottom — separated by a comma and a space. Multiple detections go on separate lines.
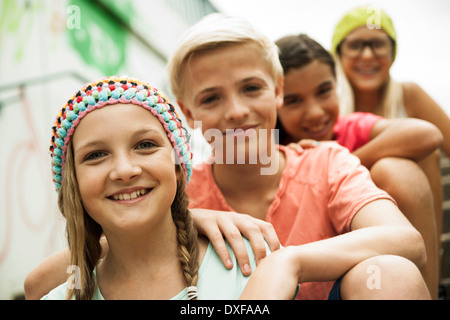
216, 216, 253, 276
299, 139, 320, 148
287, 142, 303, 153
209, 212, 279, 276
227, 213, 281, 269
189, 208, 281, 276
240, 216, 280, 263
287, 139, 319, 152
201, 223, 234, 270
256, 220, 281, 253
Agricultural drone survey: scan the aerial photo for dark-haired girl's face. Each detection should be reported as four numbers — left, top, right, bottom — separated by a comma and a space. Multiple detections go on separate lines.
279, 60, 339, 142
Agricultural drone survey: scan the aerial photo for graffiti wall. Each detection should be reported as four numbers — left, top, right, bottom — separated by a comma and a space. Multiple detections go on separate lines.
0, 0, 216, 299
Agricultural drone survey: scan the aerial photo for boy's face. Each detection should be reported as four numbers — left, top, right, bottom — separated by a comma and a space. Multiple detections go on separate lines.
178, 42, 283, 159
279, 60, 339, 142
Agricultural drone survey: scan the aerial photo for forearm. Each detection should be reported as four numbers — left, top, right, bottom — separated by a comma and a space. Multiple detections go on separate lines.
354, 119, 442, 168
239, 224, 424, 299
291, 224, 425, 284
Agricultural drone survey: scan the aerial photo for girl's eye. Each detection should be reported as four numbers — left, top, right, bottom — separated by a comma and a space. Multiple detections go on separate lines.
84, 151, 106, 161
318, 86, 332, 96
284, 96, 303, 106
347, 40, 362, 50
136, 140, 157, 150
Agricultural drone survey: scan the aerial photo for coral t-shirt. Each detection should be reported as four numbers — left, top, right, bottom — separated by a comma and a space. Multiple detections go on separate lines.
186, 142, 393, 300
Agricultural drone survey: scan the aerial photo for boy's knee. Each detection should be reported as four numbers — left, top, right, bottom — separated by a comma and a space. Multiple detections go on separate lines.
340, 255, 430, 300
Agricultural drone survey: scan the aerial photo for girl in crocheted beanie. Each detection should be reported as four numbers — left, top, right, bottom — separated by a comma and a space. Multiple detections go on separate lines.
42, 76, 270, 300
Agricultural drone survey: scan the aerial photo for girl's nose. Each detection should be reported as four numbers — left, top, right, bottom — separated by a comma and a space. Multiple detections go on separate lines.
304, 100, 326, 122
109, 153, 142, 182
360, 45, 375, 59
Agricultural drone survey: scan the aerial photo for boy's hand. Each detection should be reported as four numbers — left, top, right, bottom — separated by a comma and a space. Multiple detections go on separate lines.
190, 208, 280, 276
240, 247, 299, 300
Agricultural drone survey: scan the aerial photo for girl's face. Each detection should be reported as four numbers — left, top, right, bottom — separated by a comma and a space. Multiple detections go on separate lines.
72, 104, 178, 235
279, 60, 339, 142
339, 27, 394, 92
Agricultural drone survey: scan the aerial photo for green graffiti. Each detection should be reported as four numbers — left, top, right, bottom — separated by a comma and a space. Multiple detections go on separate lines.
0, 0, 42, 61
67, 0, 134, 76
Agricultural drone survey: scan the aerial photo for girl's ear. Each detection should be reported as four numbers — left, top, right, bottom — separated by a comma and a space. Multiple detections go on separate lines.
274, 75, 284, 110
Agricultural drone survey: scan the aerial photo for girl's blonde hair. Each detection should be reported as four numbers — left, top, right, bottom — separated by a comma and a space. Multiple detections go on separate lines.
330, 6, 402, 118
51, 76, 198, 300
167, 13, 283, 101
333, 54, 404, 119
60, 142, 199, 300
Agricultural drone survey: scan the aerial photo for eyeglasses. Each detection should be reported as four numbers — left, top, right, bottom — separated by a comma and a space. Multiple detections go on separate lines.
340, 37, 393, 58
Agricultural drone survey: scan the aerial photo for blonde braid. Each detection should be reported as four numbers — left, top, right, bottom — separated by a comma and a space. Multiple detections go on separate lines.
171, 167, 200, 299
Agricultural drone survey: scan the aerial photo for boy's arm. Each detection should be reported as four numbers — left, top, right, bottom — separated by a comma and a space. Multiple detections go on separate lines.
240, 199, 426, 299
190, 208, 280, 276
354, 118, 442, 168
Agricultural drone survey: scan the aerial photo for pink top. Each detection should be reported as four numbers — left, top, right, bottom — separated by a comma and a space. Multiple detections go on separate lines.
186, 143, 394, 299
333, 112, 382, 152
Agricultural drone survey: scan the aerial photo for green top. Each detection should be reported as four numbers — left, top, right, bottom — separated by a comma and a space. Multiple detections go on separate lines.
41, 238, 269, 300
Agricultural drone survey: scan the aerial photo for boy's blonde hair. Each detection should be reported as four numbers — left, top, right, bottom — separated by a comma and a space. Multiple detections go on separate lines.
167, 13, 283, 101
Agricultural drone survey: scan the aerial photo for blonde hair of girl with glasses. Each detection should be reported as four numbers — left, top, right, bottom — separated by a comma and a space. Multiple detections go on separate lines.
332, 6, 450, 299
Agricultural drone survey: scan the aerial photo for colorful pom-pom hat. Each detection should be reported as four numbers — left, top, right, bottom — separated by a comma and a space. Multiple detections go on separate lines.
50, 76, 193, 192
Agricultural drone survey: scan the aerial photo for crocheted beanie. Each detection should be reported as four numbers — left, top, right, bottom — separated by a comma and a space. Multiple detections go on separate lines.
50, 76, 193, 192
331, 5, 397, 61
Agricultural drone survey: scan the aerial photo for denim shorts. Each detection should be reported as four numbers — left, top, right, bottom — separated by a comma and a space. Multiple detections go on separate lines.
327, 277, 343, 300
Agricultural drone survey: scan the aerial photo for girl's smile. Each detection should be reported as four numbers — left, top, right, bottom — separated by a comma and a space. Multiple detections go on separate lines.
339, 27, 393, 92
107, 187, 152, 202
